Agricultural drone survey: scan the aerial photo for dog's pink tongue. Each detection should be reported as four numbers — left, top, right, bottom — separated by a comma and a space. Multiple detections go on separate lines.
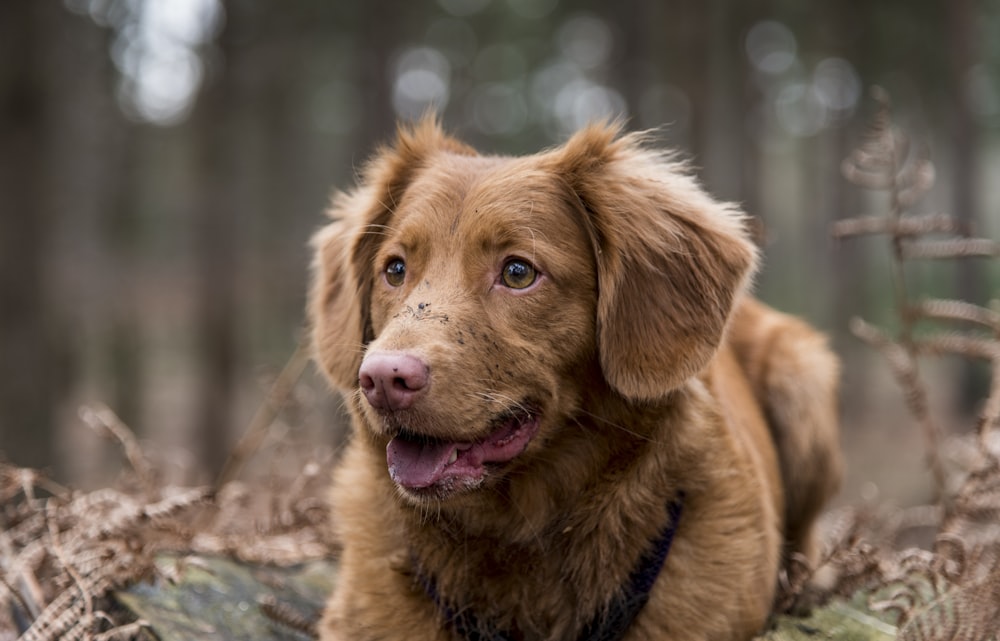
386, 437, 458, 489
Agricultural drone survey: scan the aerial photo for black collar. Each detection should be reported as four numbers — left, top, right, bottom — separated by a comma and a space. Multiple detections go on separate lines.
416, 494, 685, 641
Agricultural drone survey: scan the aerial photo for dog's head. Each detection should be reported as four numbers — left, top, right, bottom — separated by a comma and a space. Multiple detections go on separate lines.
310, 118, 758, 502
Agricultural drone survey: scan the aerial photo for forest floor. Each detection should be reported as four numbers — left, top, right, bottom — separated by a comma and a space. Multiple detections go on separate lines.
3, 413, 1000, 641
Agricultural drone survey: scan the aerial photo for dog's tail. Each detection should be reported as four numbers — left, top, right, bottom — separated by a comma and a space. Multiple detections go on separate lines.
727, 298, 843, 563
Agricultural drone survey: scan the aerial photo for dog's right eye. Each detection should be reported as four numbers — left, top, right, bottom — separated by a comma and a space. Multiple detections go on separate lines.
385, 259, 406, 287
501, 259, 537, 290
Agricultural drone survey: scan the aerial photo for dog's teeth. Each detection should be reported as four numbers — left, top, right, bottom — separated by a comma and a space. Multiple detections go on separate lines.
448, 449, 458, 464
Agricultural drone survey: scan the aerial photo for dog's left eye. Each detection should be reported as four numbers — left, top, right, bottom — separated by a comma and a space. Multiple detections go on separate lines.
385, 259, 406, 287
500, 259, 537, 290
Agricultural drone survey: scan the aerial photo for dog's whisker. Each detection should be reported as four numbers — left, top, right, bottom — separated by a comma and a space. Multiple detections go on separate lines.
325, 342, 366, 356
490, 484, 548, 553
525, 224, 537, 266
572, 410, 657, 443
381, 185, 400, 213
464, 391, 535, 418
358, 226, 391, 235
364, 221, 398, 231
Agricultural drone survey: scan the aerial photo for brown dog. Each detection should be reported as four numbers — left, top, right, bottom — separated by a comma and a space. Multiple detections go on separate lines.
309, 119, 841, 641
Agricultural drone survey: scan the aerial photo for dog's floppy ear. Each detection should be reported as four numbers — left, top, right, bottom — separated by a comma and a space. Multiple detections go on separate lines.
551, 123, 759, 400
309, 117, 475, 390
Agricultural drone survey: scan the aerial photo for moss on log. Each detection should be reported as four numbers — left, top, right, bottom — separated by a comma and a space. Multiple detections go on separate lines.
115, 554, 337, 641
762, 602, 897, 641
113, 554, 905, 641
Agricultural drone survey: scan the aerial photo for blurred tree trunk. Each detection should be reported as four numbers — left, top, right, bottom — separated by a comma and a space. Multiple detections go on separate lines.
699, 0, 744, 202
674, 2, 710, 163
355, 0, 406, 150
947, 0, 988, 411
0, 3, 84, 468
46, 3, 135, 481
0, 2, 53, 466
615, 0, 653, 127
827, 1, 871, 424
191, 0, 247, 477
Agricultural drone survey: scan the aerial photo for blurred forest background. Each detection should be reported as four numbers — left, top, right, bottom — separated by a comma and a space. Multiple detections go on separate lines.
1, 0, 999, 503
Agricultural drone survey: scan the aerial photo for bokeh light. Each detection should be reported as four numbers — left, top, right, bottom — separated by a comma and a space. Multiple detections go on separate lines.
101, 0, 223, 125
393, 46, 452, 119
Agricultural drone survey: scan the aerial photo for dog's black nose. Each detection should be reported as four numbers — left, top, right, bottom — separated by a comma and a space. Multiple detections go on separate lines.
359, 351, 429, 411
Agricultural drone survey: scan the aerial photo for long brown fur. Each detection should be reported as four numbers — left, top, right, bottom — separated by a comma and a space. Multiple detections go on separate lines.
309, 118, 842, 641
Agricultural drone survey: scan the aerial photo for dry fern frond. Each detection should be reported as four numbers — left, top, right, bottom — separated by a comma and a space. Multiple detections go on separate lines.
836, 88, 1000, 505
840, 88, 897, 188
850, 318, 947, 493
912, 299, 1000, 333
902, 238, 1000, 260
831, 213, 962, 240
894, 151, 935, 210
978, 360, 1000, 444
840, 87, 935, 214
895, 569, 1000, 641
90, 619, 152, 641
78, 404, 157, 497
257, 593, 320, 638
0, 446, 332, 639
798, 89, 1000, 632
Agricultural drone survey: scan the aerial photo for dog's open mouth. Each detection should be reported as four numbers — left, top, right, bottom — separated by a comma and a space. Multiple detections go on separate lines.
386, 410, 540, 492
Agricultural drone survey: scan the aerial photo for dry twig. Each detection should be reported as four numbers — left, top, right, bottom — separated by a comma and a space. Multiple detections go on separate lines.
216, 337, 312, 489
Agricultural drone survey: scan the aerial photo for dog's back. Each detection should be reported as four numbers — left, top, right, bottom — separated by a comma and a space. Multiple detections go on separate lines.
727, 298, 842, 561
